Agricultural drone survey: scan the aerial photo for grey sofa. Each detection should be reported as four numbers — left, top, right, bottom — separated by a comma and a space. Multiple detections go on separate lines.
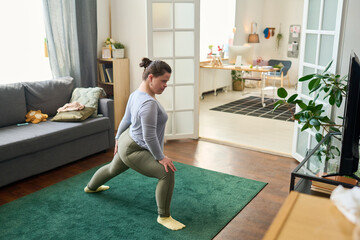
0, 78, 115, 187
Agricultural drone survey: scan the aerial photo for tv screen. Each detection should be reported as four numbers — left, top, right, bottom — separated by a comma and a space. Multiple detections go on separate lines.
339, 51, 360, 180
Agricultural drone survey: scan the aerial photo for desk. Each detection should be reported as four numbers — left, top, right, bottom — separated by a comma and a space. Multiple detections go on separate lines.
263, 191, 355, 240
200, 64, 279, 106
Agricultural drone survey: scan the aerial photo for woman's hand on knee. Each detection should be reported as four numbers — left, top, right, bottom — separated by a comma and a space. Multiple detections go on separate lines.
159, 156, 177, 172
114, 140, 119, 155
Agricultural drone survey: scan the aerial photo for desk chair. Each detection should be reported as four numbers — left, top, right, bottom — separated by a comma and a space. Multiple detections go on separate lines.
267, 59, 292, 88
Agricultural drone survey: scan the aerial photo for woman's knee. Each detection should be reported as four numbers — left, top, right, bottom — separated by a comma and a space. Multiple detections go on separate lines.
159, 169, 174, 181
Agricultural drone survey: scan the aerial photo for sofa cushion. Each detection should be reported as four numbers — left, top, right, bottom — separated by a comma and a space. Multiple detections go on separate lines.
70, 87, 106, 117
51, 107, 96, 122
23, 77, 74, 116
0, 83, 27, 128
0, 117, 110, 162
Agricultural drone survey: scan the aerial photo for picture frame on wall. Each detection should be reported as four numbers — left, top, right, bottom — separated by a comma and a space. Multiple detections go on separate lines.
102, 47, 111, 59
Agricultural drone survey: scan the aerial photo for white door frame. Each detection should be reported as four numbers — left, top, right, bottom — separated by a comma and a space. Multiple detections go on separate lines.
146, 0, 200, 140
293, 0, 343, 161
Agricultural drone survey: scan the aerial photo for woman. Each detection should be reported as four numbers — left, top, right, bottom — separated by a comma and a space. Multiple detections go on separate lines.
84, 57, 185, 231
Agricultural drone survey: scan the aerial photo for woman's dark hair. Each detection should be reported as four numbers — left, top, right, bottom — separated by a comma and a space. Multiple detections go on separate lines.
139, 57, 172, 80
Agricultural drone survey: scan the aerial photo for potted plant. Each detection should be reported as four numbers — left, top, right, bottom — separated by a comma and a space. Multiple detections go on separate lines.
112, 41, 125, 58
231, 70, 246, 91
273, 60, 346, 162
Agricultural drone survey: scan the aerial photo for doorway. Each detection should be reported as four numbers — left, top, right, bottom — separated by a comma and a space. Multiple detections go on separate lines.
198, 0, 303, 157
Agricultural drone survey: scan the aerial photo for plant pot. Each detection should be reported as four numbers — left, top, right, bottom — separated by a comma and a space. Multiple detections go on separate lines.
233, 81, 245, 91
112, 49, 124, 59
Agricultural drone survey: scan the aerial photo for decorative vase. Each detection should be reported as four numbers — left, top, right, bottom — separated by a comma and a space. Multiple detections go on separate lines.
112, 48, 124, 59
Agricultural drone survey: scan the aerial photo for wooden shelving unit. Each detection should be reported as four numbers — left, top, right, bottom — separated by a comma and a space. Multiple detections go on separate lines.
97, 58, 130, 130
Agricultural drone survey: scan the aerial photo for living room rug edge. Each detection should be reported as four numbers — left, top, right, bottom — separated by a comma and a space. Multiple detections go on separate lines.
0, 162, 267, 240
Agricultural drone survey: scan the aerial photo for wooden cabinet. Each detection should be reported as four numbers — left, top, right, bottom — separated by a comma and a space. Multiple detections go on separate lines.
263, 191, 355, 240
98, 58, 129, 130
199, 67, 231, 98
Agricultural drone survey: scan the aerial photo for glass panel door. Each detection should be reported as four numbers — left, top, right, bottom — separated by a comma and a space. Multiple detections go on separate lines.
147, 0, 200, 140
293, 0, 343, 162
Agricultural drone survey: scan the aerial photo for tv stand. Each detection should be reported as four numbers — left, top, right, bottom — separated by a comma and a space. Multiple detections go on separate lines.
290, 132, 359, 195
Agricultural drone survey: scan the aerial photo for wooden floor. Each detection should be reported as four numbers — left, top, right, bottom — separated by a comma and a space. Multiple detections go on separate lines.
0, 139, 298, 240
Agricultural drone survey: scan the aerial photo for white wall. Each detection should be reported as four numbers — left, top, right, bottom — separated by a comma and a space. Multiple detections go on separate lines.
335, 0, 360, 122
234, 0, 264, 47
110, 0, 147, 92
234, 0, 304, 86
338, 0, 360, 77
259, 0, 304, 86
97, 0, 111, 59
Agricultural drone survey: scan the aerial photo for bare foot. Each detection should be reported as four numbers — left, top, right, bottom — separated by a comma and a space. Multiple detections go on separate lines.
84, 185, 110, 193
157, 216, 186, 230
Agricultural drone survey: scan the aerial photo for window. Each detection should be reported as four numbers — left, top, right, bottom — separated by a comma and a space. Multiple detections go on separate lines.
200, 0, 236, 61
0, 0, 52, 84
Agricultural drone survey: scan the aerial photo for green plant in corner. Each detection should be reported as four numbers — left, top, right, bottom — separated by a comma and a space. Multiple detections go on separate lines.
273, 60, 348, 162
113, 42, 125, 49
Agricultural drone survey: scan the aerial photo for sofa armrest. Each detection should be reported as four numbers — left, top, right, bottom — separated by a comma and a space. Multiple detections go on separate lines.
98, 98, 115, 147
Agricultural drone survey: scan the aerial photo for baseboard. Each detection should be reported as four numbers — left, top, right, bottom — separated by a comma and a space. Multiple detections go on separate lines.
199, 137, 293, 158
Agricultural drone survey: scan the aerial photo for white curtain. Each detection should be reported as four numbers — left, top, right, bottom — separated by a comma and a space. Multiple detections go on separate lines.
43, 0, 97, 87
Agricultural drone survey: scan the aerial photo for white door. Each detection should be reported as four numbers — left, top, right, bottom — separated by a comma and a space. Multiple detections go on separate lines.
147, 0, 200, 140
293, 0, 343, 161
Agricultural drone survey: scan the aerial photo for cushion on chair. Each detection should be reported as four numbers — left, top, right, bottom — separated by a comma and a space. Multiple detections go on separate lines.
0, 83, 27, 128
268, 59, 292, 76
23, 77, 74, 117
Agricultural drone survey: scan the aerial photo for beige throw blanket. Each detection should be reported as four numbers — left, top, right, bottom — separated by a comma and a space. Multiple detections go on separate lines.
57, 101, 85, 113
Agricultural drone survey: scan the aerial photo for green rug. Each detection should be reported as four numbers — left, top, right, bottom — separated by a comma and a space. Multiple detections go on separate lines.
0, 162, 266, 240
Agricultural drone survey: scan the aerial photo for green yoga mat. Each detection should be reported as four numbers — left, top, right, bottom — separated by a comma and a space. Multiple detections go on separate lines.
0, 162, 266, 240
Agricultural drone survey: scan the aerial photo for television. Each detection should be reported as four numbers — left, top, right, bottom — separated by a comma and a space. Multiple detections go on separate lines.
326, 52, 360, 181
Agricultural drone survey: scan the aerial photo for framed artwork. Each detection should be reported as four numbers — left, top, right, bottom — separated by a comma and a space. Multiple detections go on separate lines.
102, 47, 111, 59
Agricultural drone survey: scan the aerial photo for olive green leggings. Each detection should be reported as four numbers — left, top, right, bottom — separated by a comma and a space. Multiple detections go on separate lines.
87, 128, 174, 217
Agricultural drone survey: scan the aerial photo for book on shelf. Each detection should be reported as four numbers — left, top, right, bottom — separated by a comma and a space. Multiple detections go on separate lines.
310, 185, 333, 195
98, 63, 106, 83
98, 62, 113, 83
102, 63, 110, 83
105, 67, 113, 83
311, 174, 358, 194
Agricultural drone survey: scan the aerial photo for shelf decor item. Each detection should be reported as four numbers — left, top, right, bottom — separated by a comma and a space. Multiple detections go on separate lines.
101, 47, 111, 59
102, 37, 114, 59
112, 41, 125, 59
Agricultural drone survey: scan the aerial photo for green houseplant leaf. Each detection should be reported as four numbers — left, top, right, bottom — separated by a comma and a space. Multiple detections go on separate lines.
273, 59, 346, 162
277, 88, 288, 98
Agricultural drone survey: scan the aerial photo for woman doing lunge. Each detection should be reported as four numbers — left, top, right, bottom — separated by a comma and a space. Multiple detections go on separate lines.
84, 57, 185, 231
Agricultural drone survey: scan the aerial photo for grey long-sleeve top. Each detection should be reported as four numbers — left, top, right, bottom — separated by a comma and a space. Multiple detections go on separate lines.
115, 90, 168, 160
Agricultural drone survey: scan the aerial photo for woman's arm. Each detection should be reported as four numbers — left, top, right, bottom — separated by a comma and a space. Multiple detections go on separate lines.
139, 101, 164, 160
140, 101, 176, 172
